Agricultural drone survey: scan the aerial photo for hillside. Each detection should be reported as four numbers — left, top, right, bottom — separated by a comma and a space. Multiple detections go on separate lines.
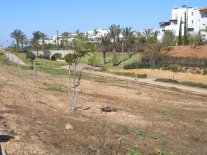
0, 62, 207, 154
161, 45, 207, 58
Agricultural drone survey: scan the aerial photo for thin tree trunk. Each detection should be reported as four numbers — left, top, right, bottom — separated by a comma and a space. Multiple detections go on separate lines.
33, 61, 37, 83
72, 64, 76, 111
122, 41, 124, 72
113, 44, 116, 66
103, 51, 106, 64
68, 64, 71, 80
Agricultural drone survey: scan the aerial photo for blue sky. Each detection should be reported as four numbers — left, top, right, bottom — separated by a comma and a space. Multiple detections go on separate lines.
0, 0, 206, 46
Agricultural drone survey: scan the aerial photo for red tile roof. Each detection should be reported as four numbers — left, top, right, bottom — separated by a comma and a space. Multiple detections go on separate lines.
199, 7, 207, 11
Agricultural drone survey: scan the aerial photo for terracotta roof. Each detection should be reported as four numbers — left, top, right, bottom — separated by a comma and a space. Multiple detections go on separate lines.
199, 7, 207, 11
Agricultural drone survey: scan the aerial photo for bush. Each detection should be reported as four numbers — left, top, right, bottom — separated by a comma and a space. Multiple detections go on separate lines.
51, 53, 62, 61
115, 72, 147, 78
156, 78, 207, 89
26, 52, 36, 61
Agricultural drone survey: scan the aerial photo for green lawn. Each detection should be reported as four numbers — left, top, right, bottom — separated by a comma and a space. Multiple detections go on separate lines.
14, 52, 67, 68
156, 78, 207, 89
14, 51, 142, 71
80, 52, 141, 69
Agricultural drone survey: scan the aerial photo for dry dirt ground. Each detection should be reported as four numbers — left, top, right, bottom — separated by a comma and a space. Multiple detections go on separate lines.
127, 69, 207, 84
161, 45, 207, 58
0, 64, 207, 155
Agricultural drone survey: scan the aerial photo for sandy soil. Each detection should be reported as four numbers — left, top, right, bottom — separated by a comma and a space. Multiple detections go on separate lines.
161, 45, 207, 58
0, 63, 207, 155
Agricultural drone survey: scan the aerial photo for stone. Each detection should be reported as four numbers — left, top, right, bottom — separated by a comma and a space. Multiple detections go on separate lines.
65, 124, 73, 130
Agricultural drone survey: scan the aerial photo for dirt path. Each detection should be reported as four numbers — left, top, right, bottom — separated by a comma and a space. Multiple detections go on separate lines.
3, 51, 27, 66
61, 64, 207, 95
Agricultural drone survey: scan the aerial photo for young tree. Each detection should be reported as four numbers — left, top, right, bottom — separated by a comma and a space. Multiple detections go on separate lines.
65, 30, 94, 111
169, 64, 179, 80
178, 17, 183, 45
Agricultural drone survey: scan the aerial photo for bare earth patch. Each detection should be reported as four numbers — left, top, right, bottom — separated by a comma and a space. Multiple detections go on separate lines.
0, 64, 207, 155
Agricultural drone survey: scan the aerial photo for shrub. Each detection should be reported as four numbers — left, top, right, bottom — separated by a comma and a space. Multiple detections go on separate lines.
203, 69, 207, 75
115, 72, 147, 78
51, 53, 62, 61
26, 52, 36, 61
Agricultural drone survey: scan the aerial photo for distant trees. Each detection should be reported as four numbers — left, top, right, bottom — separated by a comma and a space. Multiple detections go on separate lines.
109, 24, 121, 66
101, 35, 110, 64
122, 27, 134, 57
162, 31, 176, 47
188, 32, 203, 47
10, 29, 25, 51
31, 31, 44, 56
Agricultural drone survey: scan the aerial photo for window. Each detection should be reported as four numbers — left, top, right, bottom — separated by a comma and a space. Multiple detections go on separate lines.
192, 20, 193, 24
191, 12, 194, 16
188, 28, 194, 32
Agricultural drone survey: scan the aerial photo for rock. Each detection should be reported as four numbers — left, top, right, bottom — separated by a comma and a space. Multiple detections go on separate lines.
15, 136, 21, 142
65, 124, 73, 130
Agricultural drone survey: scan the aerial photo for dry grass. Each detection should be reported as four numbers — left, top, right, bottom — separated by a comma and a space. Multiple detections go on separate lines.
0, 63, 207, 155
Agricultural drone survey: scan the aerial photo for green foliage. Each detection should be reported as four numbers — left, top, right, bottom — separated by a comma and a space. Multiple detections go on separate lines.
121, 125, 129, 134
156, 78, 207, 89
169, 64, 179, 73
188, 33, 203, 46
156, 148, 168, 155
160, 138, 166, 145
162, 31, 176, 47
203, 69, 207, 75
64, 53, 76, 64
51, 53, 62, 61
135, 130, 146, 137
26, 52, 36, 61
115, 72, 147, 78
178, 17, 182, 45
152, 133, 159, 140
88, 52, 99, 66
160, 109, 169, 116
125, 149, 141, 155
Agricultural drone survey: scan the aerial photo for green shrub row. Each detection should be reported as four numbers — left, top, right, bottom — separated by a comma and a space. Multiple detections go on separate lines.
115, 72, 147, 78
156, 78, 207, 89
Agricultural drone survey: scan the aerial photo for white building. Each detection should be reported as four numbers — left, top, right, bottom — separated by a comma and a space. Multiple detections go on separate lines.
86, 29, 109, 42
158, 5, 207, 41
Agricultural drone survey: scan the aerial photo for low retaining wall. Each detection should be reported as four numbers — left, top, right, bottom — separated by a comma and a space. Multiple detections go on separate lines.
31, 50, 74, 58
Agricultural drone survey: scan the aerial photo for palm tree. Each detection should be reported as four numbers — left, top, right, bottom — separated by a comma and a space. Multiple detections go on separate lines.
141, 29, 153, 40
19, 34, 27, 51
10, 29, 25, 51
108, 24, 121, 66
122, 27, 134, 57
32, 31, 44, 56
101, 35, 110, 64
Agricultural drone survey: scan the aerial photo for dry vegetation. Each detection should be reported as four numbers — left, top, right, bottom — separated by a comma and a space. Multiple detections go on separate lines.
161, 45, 207, 58
0, 63, 207, 155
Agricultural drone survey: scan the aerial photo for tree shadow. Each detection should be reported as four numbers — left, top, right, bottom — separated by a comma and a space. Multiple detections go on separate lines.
0, 135, 14, 142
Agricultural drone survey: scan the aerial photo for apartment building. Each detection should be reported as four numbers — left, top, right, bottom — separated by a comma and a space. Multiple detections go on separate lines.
158, 5, 207, 41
